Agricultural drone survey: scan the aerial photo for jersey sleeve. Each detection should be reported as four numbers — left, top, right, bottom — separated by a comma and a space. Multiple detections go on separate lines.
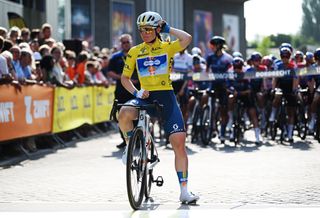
122, 48, 136, 78
169, 40, 183, 56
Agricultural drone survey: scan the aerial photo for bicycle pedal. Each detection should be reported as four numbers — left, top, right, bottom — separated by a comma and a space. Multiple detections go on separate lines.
153, 176, 164, 187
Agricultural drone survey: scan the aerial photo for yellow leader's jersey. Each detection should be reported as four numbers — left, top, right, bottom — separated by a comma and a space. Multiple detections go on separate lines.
123, 38, 183, 91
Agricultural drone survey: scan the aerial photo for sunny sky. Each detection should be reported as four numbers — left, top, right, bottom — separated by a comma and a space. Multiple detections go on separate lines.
244, 0, 303, 41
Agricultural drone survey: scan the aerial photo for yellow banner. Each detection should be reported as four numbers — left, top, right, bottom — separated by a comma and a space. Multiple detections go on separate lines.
93, 85, 115, 124
52, 86, 94, 133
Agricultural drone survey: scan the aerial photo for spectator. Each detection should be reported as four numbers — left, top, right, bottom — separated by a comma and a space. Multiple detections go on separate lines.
39, 44, 50, 57
44, 37, 56, 48
50, 46, 64, 82
65, 50, 77, 81
40, 55, 54, 83
107, 33, 140, 149
30, 28, 40, 40
33, 60, 42, 82
30, 39, 42, 62
0, 36, 9, 79
20, 27, 31, 43
1, 50, 16, 80
39, 23, 52, 45
75, 51, 89, 85
8, 26, 21, 45
100, 54, 110, 77
19, 48, 33, 81
86, 60, 108, 86
2, 39, 14, 52
30, 39, 40, 53
0, 27, 7, 39
9, 45, 24, 80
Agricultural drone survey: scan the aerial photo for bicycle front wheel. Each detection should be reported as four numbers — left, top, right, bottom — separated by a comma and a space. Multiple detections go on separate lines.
200, 105, 212, 145
126, 128, 146, 210
145, 137, 154, 199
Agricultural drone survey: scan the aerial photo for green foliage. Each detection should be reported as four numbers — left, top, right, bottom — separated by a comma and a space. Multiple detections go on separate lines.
269, 34, 292, 48
301, 0, 320, 43
256, 36, 274, 56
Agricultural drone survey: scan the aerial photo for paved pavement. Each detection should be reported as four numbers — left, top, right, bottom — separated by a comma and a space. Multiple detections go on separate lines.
0, 128, 320, 217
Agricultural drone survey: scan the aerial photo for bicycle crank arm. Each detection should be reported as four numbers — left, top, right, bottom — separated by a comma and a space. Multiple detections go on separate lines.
148, 158, 159, 170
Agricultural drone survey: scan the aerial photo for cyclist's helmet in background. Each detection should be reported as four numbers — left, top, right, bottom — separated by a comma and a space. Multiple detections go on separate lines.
294, 50, 304, 62
136, 11, 162, 28
314, 48, 320, 61
210, 36, 226, 50
279, 42, 293, 53
250, 51, 262, 62
262, 55, 273, 68
305, 51, 314, 62
232, 51, 243, 58
191, 47, 202, 56
280, 47, 292, 59
232, 57, 244, 70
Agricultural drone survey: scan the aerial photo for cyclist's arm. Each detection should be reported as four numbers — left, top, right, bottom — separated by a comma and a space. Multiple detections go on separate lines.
169, 27, 192, 50
121, 75, 138, 94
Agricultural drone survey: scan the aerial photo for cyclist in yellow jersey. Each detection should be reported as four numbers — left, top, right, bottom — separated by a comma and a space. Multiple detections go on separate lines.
118, 11, 199, 204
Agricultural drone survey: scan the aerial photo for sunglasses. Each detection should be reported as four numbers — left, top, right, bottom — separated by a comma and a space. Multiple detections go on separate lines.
121, 41, 130, 45
139, 27, 155, 34
281, 55, 290, 59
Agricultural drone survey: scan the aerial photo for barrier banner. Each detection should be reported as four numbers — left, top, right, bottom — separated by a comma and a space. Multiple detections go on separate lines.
0, 84, 53, 141
52, 86, 94, 133
93, 85, 115, 124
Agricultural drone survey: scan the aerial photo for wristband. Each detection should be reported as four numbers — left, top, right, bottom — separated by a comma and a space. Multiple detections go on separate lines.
136, 89, 145, 98
133, 90, 137, 97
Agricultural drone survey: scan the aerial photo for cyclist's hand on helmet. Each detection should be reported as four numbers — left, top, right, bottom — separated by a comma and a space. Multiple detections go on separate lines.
159, 20, 171, 33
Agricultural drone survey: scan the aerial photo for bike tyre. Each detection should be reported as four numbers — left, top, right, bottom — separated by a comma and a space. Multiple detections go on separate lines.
200, 105, 212, 145
126, 128, 146, 210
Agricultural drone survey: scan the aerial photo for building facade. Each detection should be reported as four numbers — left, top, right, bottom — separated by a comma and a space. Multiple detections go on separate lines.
0, 0, 247, 56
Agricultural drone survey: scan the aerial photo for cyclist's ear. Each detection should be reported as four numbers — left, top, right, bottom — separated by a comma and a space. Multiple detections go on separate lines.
156, 26, 161, 34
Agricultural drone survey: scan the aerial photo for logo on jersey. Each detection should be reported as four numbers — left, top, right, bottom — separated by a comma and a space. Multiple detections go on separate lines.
137, 54, 168, 77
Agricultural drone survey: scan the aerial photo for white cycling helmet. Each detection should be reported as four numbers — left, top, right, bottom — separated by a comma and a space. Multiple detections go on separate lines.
136, 11, 162, 28
191, 47, 202, 56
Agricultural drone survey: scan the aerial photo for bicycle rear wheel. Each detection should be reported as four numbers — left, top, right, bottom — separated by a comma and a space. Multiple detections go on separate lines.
126, 128, 146, 210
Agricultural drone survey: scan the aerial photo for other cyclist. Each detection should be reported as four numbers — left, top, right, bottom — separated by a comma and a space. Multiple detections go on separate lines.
118, 11, 199, 204
245, 52, 268, 129
307, 48, 320, 133
227, 57, 261, 145
269, 47, 298, 143
206, 36, 233, 143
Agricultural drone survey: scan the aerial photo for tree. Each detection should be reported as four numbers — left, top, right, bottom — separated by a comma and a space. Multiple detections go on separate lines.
257, 36, 274, 56
301, 0, 320, 43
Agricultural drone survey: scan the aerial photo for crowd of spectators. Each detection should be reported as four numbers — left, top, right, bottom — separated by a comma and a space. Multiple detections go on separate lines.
0, 23, 121, 157
0, 23, 118, 87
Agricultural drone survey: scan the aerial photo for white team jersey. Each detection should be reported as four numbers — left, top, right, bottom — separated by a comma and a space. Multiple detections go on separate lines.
173, 51, 193, 73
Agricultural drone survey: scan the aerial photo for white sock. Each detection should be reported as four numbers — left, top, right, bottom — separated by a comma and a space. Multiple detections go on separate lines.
287, 124, 294, 138
228, 111, 233, 123
269, 107, 277, 122
254, 128, 260, 141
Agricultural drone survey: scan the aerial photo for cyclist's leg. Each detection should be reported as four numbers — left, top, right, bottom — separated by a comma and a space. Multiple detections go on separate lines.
227, 92, 235, 130
309, 90, 320, 132
269, 91, 281, 122
247, 102, 261, 144
159, 90, 199, 203
286, 93, 297, 141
